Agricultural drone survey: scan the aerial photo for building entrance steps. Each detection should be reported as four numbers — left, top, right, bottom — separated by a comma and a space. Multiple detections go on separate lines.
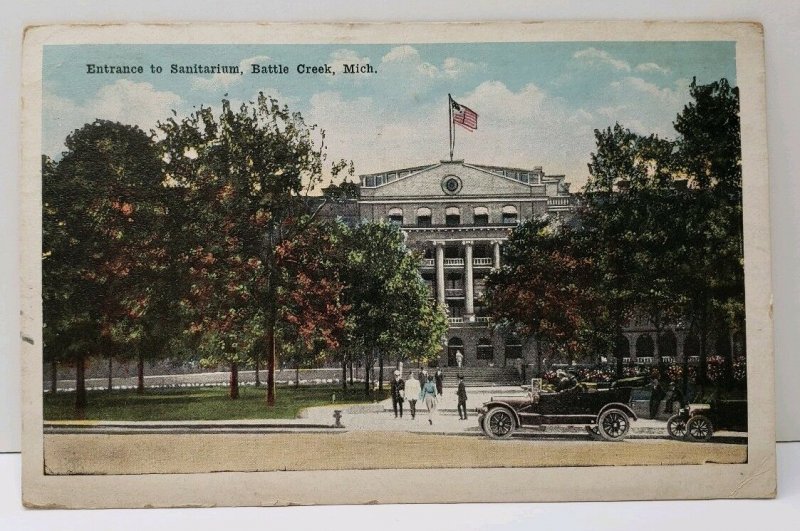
436, 366, 523, 387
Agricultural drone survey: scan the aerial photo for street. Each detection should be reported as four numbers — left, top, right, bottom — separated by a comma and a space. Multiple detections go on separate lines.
43, 430, 746, 475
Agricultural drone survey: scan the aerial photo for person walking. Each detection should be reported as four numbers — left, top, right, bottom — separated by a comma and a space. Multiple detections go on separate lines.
420, 375, 438, 425
390, 370, 405, 418
664, 381, 685, 414
435, 368, 443, 396
648, 377, 666, 419
404, 372, 421, 419
457, 375, 468, 420
419, 367, 428, 388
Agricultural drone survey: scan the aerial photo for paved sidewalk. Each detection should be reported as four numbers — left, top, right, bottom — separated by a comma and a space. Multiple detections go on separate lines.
300, 386, 746, 439
44, 385, 746, 440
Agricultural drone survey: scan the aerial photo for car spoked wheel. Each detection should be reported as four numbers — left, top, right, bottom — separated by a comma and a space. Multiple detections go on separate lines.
485, 408, 515, 439
666, 414, 688, 440
597, 409, 630, 441
686, 415, 714, 442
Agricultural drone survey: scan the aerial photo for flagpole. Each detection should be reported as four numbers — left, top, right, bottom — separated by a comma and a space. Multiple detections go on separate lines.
448, 93, 454, 161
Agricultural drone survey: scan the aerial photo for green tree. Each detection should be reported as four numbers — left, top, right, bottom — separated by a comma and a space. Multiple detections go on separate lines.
43, 121, 164, 415
673, 78, 743, 386
340, 222, 447, 395
158, 94, 351, 404
486, 216, 606, 372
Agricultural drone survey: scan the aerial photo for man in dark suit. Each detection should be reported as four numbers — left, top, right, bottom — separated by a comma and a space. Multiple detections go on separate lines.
648, 377, 666, 419
457, 375, 468, 420
390, 370, 405, 418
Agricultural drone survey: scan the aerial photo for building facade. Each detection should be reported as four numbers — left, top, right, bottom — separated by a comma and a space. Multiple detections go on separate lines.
356, 159, 575, 368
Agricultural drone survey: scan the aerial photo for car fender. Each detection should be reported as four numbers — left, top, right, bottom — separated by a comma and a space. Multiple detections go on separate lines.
483, 401, 521, 427
598, 402, 637, 421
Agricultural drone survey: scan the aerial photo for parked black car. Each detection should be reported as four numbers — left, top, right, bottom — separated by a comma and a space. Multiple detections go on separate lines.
477, 378, 642, 441
666, 399, 747, 441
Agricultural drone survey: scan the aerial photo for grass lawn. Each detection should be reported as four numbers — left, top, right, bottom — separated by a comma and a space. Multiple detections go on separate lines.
43, 385, 390, 421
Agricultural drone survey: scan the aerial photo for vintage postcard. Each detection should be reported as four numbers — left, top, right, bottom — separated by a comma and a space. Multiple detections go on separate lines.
20, 22, 775, 508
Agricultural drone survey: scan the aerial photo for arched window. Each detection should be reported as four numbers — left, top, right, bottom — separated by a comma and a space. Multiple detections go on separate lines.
683, 335, 699, 362
658, 331, 677, 361
636, 334, 654, 359
501, 205, 518, 225
477, 337, 494, 360
416, 207, 432, 227
445, 206, 461, 226
615, 335, 630, 360
387, 207, 403, 225
473, 206, 489, 226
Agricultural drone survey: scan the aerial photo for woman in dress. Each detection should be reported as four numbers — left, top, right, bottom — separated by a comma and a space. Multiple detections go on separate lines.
420, 375, 438, 425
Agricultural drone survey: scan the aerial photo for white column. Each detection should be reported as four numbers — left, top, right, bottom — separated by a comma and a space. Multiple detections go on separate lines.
463, 240, 474, 320
492, 240, 501, 269
435, 241, 445, 306
625, 334, 637, 361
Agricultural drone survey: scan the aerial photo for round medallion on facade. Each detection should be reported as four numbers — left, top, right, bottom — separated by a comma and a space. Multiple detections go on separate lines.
441, 175, 463, 195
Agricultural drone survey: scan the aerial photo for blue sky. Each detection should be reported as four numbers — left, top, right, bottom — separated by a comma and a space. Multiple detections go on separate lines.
43, 41, 736, 189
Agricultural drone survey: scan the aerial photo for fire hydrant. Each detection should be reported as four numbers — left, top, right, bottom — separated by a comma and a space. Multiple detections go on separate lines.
333, 410, 344, 428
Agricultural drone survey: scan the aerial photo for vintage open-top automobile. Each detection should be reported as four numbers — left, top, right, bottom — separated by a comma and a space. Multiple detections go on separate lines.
666, 399, 747, 442
477, 379, 642, 441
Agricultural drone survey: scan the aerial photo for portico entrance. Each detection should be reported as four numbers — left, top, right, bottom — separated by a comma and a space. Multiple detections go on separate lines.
447, 337, 464, 367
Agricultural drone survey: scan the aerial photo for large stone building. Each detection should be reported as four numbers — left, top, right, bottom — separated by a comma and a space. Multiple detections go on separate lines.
356, 159, 575, 368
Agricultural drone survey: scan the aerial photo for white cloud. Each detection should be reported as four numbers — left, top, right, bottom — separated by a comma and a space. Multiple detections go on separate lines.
442, 57, 483, 78
635, 62, 671, 75
380, 45, 483, 80
304, 81, 602, 189
614, 76, 690, 107
191, 55, 271, 91
43, 80, 183, 156
573, 47, 631, 72
381, 45, 420, 63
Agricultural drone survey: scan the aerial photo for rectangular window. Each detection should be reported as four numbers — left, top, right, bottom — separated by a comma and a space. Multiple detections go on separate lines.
445, 214, 460, 226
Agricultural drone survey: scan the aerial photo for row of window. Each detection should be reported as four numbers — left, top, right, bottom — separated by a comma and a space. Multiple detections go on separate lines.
387, 206, 519, 226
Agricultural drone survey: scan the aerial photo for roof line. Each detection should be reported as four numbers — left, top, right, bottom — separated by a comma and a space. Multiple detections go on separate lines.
363, 163, 443, 189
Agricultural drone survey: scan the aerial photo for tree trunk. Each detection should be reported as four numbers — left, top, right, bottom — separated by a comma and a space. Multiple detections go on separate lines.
723, 330, 735, 388
536, 339, 543, 377
75, 356, 87, 419
349, 361, 353, 386
364, 353, 371, 397
107, 356, 113, 392
265, 285, 278, 406
378, 353, 384, 392
137, 353, 145, 395
295, 364, 300, 387
50, 359, 58, 394
698, 305, 708, 385
229, 362, 239, 399
342, 359, 347, 390
254, 353, 261, 387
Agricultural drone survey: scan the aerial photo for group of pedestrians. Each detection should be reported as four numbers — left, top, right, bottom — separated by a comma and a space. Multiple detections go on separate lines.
390, 368, 469, 425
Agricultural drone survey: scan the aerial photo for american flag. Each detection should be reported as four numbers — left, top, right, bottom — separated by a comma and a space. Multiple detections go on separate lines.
451, 98, 478, 131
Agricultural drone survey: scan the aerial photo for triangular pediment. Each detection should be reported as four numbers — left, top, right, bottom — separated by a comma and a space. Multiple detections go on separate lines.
363, 161, 538, 198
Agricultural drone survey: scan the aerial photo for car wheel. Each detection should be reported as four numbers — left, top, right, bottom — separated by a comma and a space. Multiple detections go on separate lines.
666, 414, 688, 440
484, 408, 516, 439
686, 415, 714, 442
597, 408, 630, 441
